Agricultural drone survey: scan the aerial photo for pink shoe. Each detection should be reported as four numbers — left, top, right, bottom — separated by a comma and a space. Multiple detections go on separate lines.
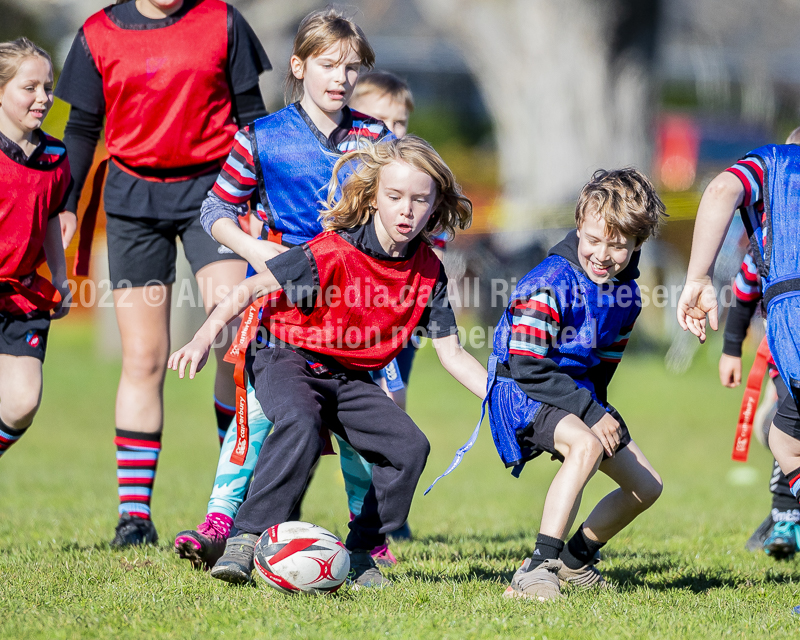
174, 512, 233, 570
371, 542, 398, 567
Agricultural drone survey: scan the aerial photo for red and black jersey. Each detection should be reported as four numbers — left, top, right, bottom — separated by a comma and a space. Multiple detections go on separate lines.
263, 229, 444, 371
81, 0, 237, 173
0, 131, 71, 314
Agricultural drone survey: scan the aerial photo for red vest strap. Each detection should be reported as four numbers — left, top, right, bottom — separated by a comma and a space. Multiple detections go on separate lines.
732, 336, 772, 462
73, 157, 109, 277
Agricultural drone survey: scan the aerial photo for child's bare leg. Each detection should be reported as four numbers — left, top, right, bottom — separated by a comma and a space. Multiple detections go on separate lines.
0, 355, 43, 459
539, 414, 604, 538
581, 441, 663, 543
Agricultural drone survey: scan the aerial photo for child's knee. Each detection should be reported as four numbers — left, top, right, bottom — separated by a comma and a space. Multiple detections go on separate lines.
1, 389, 42, 428
567, 432, 604, 468
638, 470, 663, 509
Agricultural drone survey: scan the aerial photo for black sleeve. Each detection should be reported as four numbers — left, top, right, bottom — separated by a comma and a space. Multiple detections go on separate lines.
228, 6, 271, 94
231, 85, 268, 127
723, 298, 759, 357
265, 245, 317, 311
61, 106, 104, 213
509, 354, 609, 427
54, 29, 106, 115
419, 264, 458, 339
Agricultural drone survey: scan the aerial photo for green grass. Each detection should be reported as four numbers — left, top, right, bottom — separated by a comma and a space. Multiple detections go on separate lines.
1, 320, 799, 639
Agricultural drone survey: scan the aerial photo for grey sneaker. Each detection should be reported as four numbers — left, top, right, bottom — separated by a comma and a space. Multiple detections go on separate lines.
557, 558, 609, 589
503, 558, 564, 601
745, 515, 774, 553
110, 514, 158, 548
347, 550, 392, 589
210, 533, 259, 584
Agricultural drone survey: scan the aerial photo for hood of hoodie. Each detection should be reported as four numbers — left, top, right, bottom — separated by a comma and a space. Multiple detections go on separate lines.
547, 229, 641, 282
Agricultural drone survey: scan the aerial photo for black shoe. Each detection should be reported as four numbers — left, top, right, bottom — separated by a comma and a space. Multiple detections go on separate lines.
387, 521, 413, 542
347, 550, 392, 589
745, 515, 774, 553
110, 513, 159, 548
210, 533, 259, 584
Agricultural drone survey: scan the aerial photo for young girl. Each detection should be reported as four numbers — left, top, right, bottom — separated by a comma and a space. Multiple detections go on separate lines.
0, 38, 71, 460
55, 0, 271, 547
174, 8, 397, 569
170, 136, 487, 587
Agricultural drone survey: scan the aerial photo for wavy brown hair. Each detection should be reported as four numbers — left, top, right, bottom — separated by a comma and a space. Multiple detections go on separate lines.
575, 168, 666, 244
285, 7, 375, 105
320, 135, 472, 242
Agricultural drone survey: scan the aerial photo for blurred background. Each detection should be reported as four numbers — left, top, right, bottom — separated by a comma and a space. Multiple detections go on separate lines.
5, 0, 797, 358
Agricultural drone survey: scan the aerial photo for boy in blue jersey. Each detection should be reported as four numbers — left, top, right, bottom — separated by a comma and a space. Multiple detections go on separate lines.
484, 169, 666, 601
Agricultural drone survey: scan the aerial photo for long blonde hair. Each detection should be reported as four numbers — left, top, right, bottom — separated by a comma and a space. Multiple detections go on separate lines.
285, 7, 375, 105
0, 37, 52, 90
321, 136, 472, 242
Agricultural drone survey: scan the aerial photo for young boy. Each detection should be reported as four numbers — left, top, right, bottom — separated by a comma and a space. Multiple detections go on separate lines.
679, 127, 800, 556
481, 169, 665, 601
349, 70, 414, 139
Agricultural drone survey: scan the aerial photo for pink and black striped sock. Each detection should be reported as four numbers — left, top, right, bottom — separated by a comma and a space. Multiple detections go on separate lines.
115, 429, 161, 520
214, 396, 236, 447
0, 418, 28, 460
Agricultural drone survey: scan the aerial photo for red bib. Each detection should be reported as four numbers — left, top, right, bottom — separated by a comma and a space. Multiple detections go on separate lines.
265, 231, 442, 370
0, 135, 71, 314
82, 0, 236, 172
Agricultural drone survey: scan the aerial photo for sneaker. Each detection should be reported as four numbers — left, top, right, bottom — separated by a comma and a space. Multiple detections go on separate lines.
503, 558, 564, 601
347, 550, 392, 589
175, 512, 233, 570
764, 521, 799, 559
745, 515, 775, 553
370, 542, 398, 567
387, 521, 413, 542
110, 513, 158, 548
210, 532, 259, 584
557, 557, 609, 589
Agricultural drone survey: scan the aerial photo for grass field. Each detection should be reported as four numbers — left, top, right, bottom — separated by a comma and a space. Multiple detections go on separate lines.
1, 319, 799, 639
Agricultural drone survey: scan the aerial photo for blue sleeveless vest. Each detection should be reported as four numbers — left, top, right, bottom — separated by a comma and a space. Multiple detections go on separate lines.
252, 105, 341, 246
742, 144, 800, 398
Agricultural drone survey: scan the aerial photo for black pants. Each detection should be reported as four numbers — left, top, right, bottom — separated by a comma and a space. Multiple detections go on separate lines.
234, 347, 430, 550
771, 376, 798, 512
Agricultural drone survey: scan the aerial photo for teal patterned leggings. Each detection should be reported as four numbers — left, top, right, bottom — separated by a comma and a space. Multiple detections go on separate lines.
207, 380, 374, 518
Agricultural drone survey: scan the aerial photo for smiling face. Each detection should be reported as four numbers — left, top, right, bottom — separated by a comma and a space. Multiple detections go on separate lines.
135, 0, 184, 18
0, 55, 53, 140
292, 41, 361, 129
575, 208, 640, 284
350, 91, 409, 138
371, 160, 439, 256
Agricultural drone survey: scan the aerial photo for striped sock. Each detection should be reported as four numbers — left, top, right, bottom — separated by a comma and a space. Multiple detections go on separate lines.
0, 419, 28, 460
787, 467, 800, 502
115, 429, 161, 520
214, 396, 236, 447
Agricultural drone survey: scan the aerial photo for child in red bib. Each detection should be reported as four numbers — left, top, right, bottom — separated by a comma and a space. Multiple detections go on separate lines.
168, 136, 488, 588
0, 38, 71, 461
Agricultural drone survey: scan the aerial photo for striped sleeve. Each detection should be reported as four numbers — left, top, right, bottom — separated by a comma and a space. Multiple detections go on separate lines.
508, 289, 560, 359
733, 252, 761, 303
596, 323, 635, 364
725, 156, 764, 207
211, 127, 258, 204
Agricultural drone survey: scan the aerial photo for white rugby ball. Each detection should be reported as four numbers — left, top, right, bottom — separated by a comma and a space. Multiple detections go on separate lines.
253, 521, 350, 594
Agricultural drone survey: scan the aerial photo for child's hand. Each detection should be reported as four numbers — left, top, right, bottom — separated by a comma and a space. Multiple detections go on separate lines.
168, 339, 211, 379
591, 412, 621, 457
59, 211, 78, 249
50, 282, 72, 320
719, 354, 742, 388
677, 279, 718, 343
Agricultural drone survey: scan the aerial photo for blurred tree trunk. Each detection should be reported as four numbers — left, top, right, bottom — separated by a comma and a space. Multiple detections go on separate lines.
414, 0, 661, 234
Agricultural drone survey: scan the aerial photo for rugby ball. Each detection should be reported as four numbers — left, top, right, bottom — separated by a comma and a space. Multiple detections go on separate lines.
253, 522, 350, 594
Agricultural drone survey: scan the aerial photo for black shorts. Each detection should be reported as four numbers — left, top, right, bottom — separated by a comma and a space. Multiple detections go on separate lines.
106, 213, 244, 289
518, 403, 631, 463
773, 377, 800, 439
0, 311, 50, 361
